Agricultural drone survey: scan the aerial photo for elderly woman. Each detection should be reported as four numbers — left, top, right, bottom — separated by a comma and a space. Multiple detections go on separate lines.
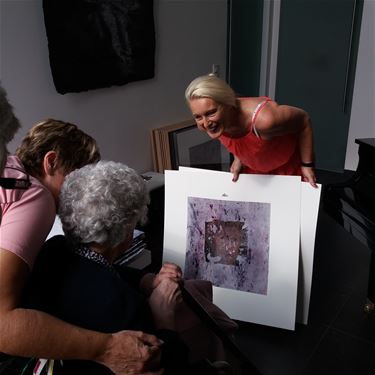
185, 75, 317, 187
21, 161, 227, 375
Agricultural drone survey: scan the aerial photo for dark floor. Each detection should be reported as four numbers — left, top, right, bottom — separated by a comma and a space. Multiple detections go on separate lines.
233, 169, 375, 375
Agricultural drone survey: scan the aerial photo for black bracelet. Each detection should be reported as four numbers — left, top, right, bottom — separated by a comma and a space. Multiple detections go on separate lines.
301, 161, 315, 168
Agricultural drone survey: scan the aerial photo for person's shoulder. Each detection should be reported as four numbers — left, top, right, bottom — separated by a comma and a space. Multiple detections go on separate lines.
238, 96, 274, 111
238, 96, 259, 106
43, 234, 69, 248
32, 235, 71, 276
2, 155, 53, 205
250, 98, 280, 134
38, 235, 70, 261
4, 155, 23, 168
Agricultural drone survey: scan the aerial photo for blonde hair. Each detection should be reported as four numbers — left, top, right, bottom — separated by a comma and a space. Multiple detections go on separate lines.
16, 119, 100, 177
185, 75, 237, 108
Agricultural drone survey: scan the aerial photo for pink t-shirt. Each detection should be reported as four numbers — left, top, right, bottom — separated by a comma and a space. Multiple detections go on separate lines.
0, 156, 56, 269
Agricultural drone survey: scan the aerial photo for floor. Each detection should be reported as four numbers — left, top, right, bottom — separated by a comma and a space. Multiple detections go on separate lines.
233, 170, 375, 375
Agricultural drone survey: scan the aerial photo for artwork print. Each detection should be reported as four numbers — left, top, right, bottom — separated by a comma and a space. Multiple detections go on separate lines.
185, 196, 271, 294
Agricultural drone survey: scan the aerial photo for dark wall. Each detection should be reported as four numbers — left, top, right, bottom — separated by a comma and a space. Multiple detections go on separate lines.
229, 0, 264, 96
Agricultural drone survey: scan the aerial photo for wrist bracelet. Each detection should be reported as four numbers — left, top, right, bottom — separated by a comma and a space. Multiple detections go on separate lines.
301, 161, 315, 168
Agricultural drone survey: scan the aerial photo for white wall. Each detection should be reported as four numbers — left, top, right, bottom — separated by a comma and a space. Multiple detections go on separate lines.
0, 0, 228, 173
345, 0, 375, 170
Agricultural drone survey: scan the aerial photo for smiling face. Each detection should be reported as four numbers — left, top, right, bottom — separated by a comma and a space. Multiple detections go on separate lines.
189, 97, 228, 139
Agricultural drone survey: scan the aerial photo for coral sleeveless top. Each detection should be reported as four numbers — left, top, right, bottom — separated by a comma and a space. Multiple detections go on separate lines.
219, 97, 302, 176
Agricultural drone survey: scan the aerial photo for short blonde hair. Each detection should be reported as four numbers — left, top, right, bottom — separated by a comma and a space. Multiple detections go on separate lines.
185, 75, 237, 108
16, 119, 100, 177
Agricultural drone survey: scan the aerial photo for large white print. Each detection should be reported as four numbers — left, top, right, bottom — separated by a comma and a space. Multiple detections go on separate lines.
163, 167, 321, 330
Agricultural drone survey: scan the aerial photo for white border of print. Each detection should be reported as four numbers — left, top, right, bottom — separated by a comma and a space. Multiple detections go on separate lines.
164, 168, 305, 330
175, 167, 322, 326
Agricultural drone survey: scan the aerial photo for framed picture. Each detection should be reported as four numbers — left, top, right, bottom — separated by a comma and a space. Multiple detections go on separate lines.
163, 168, 321, 330
170, 125, 231, 171
151, 120, 231, 173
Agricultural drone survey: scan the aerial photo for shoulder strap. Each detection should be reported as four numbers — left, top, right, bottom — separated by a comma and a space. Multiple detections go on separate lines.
251, 97, 271, 138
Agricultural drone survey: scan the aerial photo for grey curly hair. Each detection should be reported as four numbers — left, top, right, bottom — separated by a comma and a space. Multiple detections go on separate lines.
0, 83, 21, 173
58, 160, 149, 248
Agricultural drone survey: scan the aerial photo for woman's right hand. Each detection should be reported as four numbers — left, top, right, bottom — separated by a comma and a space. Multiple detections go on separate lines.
301, 166, 318, 188
148, 279, 182, 331
97, 330, 164, 375
230, 156, 242, 182
153, 262, 182, 286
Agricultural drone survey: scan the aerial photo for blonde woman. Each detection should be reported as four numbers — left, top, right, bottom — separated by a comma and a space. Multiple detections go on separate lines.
185, 75, 317, 187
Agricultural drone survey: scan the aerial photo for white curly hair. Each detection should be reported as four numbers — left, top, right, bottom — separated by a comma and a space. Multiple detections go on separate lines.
58, 160, 149, 248
0, 83, 21, 172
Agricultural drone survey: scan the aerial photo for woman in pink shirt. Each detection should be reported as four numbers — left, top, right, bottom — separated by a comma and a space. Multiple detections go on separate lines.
185, 75, 317, 187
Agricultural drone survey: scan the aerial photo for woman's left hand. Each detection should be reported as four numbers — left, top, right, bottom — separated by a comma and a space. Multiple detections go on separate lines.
140, 263, 183, 295
148, 278, 182, 330
230, 156, 242, 182
154, 263, 182, 287
301, 166, 318, 188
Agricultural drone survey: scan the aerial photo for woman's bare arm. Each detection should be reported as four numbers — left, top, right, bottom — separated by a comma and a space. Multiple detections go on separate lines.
0, 248, 162, 375
256, 101, 317, 186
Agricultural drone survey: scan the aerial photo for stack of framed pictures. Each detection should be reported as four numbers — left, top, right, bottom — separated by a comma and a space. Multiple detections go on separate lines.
151, 120, 231, 173
163, 167, 322, 330
114, 229, 147, 266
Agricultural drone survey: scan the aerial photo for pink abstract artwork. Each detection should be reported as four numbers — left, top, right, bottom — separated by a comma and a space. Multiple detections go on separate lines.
185, 196, 270, 294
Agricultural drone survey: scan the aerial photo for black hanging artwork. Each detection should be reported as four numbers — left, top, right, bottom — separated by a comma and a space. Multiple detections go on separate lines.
42, 0, 155, 94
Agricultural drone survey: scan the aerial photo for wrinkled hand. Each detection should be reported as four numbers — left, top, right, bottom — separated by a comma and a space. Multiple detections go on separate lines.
149, 279, 182, 330
230, 157, 242, 182
97, 330, 164, 375
140, 263, 182, 296
301, 166, 318, 188
152, 263, 182, 289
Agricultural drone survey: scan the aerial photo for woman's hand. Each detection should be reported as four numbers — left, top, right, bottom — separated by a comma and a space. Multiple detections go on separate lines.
140, 263, 182, 296
157, 262, 182, 281
152, 263, 182, 289
97, 330, 164, 375
301, 166, 318, 188
148, 279, 182, 330
230, 156, 242, 182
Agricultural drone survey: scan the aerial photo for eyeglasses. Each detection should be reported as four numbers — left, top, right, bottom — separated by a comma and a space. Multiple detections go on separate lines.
0, 167, 31, 190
